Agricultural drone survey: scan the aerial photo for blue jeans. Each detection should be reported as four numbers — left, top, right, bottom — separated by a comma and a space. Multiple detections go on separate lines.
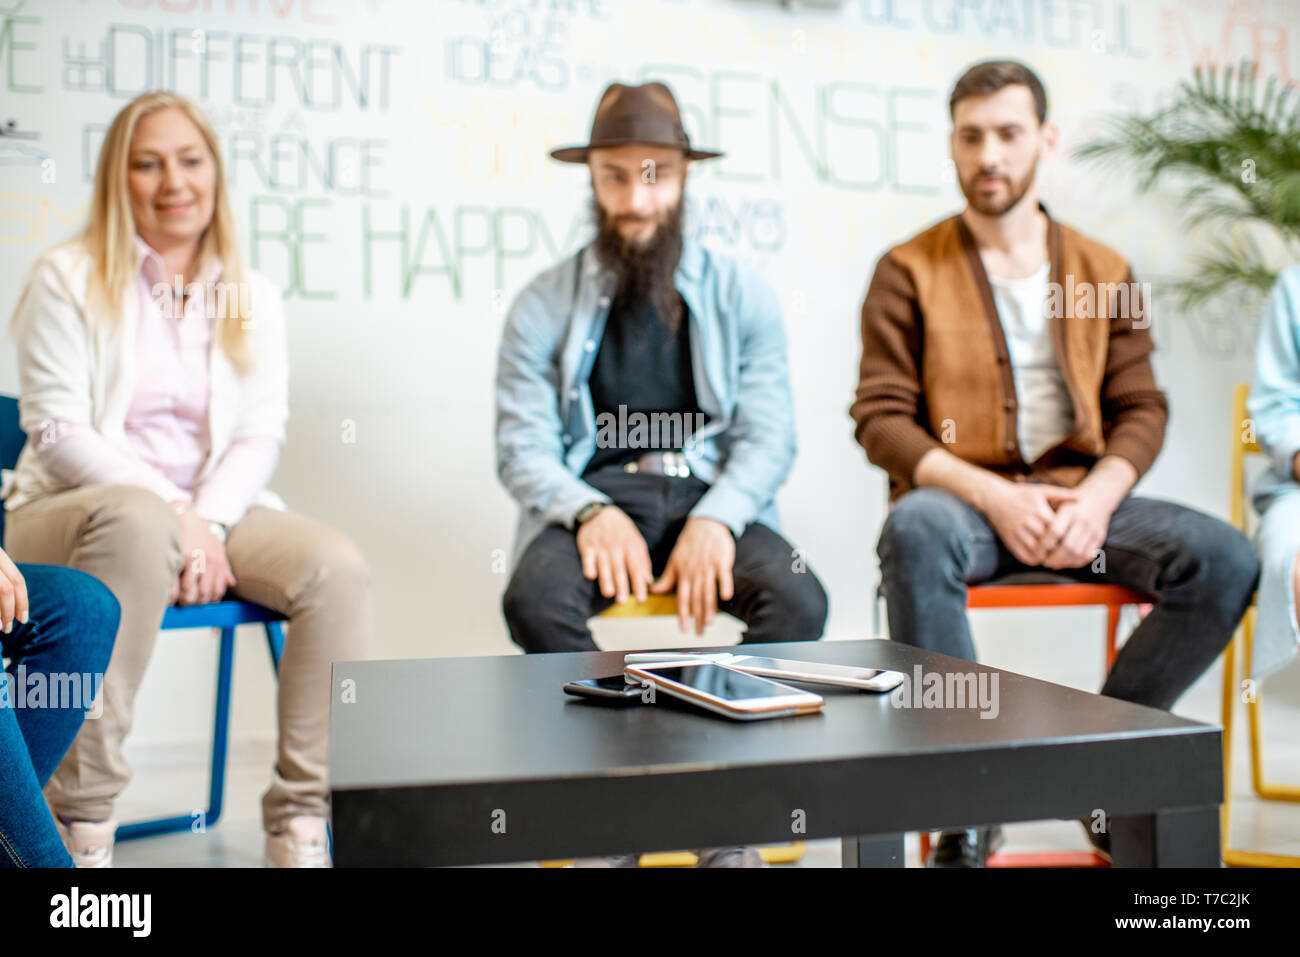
0, 564, 119, 867
877, 488, 1258, 711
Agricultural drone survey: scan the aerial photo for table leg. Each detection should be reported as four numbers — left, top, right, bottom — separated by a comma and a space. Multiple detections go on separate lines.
1109, 806, 1221, 867
841, 833, 904, 868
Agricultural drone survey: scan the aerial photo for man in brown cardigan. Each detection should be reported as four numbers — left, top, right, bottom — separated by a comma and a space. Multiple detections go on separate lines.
851, 60, 1257, 867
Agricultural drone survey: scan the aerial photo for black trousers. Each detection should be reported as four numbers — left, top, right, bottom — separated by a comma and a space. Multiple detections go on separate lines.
503, 465, 828, 653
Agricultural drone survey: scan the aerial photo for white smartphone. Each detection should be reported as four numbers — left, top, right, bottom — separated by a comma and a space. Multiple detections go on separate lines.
624, 661, 823, 721
624, 652, 905, 693
722, 655, 906, 693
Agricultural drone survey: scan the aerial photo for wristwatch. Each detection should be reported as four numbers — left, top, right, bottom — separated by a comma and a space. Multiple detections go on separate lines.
574, 501, 606, 527
171, 500, 228, 544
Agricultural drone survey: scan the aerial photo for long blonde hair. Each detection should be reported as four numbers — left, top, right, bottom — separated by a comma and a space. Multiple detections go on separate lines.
81, 91, 251, 373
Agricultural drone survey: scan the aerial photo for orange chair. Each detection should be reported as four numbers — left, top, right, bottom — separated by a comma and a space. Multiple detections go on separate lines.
876, 571, 1152, 867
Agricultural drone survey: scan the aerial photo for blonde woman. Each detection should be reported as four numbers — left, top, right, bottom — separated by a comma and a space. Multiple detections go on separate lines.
4, 91, 371, 867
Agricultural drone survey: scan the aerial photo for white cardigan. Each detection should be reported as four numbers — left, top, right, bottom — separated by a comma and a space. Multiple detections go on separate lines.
5, 241, 289, 514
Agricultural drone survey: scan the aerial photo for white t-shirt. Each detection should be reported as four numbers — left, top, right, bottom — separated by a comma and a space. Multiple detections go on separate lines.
983, 259, 1074, 463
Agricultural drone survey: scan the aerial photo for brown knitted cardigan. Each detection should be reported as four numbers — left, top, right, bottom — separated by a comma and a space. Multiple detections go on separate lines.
850, 206, 1168, 500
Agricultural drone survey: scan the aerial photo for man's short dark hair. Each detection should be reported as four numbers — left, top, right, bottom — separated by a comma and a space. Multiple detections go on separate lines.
949, 60, 1048, 124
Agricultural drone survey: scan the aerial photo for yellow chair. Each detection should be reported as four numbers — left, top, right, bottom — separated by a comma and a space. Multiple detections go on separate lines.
1221, 383, 1300, 867
540, 593, 806, 868
595, 593, 680, 618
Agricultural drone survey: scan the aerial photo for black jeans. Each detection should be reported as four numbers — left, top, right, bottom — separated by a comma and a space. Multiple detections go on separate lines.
504, 465, 828, 653
877, 488, 1259, 711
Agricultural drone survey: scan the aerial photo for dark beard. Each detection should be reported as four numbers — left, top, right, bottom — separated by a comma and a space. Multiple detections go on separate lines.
591, 196, 685, 331
959, 161, 1037, 216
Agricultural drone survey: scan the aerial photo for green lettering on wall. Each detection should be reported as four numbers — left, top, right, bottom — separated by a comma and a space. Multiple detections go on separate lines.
0, 12, 42, 93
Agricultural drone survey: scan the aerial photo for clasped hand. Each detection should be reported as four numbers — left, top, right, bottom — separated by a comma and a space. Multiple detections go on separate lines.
983, 481, 1113, 569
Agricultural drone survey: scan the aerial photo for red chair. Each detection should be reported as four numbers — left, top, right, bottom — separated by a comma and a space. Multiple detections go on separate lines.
875, 570, 1153, 867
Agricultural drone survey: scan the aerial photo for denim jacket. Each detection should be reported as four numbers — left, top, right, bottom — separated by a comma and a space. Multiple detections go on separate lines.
495, 238, 795, 565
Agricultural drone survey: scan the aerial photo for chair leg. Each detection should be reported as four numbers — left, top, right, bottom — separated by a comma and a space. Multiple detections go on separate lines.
1104, 604, 1121, 671
116, 625, 237, 843
1220, 628, 1238, 858
1243, 607, 1300, 802
265, 620, 285, 675
205, 627, 236, 830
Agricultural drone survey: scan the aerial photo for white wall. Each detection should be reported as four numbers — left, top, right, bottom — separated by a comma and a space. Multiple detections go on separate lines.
1, 0, 1293, 752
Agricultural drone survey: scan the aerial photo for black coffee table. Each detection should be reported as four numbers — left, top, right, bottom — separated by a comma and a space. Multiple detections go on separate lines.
328, 639, 1221, 867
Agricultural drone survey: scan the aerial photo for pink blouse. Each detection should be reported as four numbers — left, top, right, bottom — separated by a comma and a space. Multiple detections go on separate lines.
33, 240, 280, 527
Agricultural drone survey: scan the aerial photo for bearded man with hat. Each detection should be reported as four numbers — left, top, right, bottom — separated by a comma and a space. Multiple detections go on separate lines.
494, 83, 827, 865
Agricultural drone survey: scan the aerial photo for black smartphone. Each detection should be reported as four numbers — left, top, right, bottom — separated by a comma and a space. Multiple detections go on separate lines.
563, 673, 648, 705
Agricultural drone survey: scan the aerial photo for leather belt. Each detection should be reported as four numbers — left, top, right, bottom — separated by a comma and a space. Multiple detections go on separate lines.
622, 451, 692, 478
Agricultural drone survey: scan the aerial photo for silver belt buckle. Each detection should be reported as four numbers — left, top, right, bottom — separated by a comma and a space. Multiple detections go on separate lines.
663, 451, 689, 478
623, 451, 691, 477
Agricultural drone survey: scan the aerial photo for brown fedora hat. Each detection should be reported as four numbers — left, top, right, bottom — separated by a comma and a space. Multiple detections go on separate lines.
550, 81, 723, 163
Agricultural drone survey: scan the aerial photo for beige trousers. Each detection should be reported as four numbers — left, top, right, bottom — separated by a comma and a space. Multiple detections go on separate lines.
4, 484, 372, 832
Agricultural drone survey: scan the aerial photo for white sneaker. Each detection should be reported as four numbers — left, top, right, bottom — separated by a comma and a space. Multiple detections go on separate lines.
694, 845, 766, 868
264, 816, 331, 868
54, 817, 117, 868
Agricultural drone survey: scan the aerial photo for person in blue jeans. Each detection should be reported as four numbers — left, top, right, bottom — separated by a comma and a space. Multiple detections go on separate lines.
1246, 265, 1300, 683
0, 557, 119, 868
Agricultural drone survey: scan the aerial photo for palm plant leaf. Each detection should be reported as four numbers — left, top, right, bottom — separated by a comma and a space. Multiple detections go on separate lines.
1172, 232, 1279, 308
1075, 60, 1300, 306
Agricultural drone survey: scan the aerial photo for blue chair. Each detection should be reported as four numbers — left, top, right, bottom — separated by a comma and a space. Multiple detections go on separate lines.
0, 395, 286, 842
